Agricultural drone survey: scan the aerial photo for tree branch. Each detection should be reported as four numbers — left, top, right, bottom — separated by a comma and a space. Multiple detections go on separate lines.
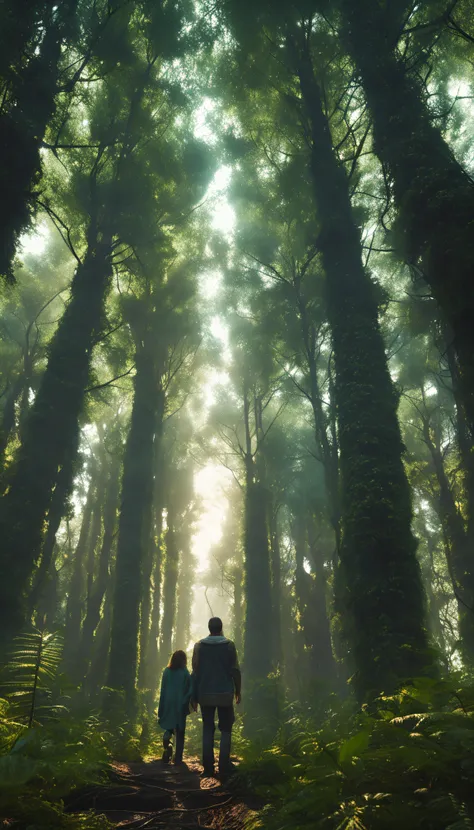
85, 366, 134, 393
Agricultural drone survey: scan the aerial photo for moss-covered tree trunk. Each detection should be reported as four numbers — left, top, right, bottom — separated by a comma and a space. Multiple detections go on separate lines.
36, 551, 59, 631
86, 586, 113, 698
288, 29, 431, 699
0, 0, 77, 280
340, 0, 474, 439
28, 440, 78, 620
107, 341, 164, 707
422, 417, 474, 666
0, 232, 113, 645
447, 337, 474, 580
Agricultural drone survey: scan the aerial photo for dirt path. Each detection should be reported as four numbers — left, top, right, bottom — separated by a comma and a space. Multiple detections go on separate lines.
68, 758, 260, 830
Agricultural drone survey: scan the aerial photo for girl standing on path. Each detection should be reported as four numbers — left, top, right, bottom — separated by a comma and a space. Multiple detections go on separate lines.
158, 650, 192, 764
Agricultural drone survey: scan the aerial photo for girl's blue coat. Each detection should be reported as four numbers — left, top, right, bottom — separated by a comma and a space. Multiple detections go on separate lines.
158, 667, 191, 732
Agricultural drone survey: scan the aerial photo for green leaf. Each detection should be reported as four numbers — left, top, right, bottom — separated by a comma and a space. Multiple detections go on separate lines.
338, 730, 371, 763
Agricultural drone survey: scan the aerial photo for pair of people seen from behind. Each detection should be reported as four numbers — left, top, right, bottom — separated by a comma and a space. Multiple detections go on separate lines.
157, 617, 241, 778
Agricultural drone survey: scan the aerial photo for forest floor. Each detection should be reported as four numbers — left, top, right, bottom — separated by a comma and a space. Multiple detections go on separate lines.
67, 758, 261, 830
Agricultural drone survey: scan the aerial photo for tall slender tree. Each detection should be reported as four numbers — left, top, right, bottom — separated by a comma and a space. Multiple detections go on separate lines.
338, 0, 474, 439
219, 1, 433, 697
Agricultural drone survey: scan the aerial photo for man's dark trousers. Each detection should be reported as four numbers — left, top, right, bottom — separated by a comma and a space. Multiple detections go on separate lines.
201, 705, 235, 772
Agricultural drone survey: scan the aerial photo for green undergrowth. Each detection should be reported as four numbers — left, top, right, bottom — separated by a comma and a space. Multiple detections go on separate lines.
0, 697, 112, 829
235, 675, 474, 830
0, 629, 112, 829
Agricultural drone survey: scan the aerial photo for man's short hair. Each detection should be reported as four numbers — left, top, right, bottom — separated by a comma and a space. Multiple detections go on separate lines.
208, 617, 223, 634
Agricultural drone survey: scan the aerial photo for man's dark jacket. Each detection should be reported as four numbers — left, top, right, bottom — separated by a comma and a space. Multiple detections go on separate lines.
191, 635, 241, 707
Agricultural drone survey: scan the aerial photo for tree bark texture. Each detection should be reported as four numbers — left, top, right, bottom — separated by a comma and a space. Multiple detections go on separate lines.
0, 234, 113, 645
28, 438, 79, 620
341, 0, 474, 440
289, 29, 431, 698
107, 342, 164, 705
0, 1, 77, 279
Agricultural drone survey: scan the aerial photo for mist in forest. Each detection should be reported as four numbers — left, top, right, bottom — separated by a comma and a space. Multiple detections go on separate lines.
1, 1, 474, 828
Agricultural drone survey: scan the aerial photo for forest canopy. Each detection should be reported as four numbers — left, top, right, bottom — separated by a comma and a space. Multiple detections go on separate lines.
1, 1, 474, 828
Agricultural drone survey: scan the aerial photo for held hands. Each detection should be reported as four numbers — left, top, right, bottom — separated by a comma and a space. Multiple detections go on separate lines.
191, 700, 198, 712
235, 693, 241, 705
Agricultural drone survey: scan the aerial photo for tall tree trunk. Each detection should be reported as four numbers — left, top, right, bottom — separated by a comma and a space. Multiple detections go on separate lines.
0, 1, 77, 280
159, 510, 180, 668
243, 403, 273, 686
28, 439, 78, 621
65, 484, 103, 683
446, 338, 474, 547
422, 417, 474, 665
340, 0, 474, 438
306, 518, 337, 681
137, 426, 165, 691
0, 231, 113, 646
107, 339, 163, 707
243, 470, 274, 733
268, 504, 283, 670
281, 581, 300, 701
78, 452, 120, 688
86, 587, 113, 699
244, 383, 273, 700
422, 528, 449, 665
137, 530, 155, 691
35, 547, 59, 631
294, 515, 332, 680
231, 563, 244, 657
174, 541, 194, 652
144, 498, 164, 692
62, 482, 95, 671
295, 283, 341, 547
287, 29, 431, 699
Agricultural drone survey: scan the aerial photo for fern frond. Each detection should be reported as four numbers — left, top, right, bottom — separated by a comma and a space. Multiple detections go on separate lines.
0, 627, 64, 726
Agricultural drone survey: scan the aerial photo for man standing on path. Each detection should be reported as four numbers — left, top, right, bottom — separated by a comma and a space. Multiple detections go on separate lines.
191, 617, 241, 778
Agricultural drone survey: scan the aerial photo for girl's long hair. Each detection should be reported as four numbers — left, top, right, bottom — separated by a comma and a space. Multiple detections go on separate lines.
168, 649, 187, 670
